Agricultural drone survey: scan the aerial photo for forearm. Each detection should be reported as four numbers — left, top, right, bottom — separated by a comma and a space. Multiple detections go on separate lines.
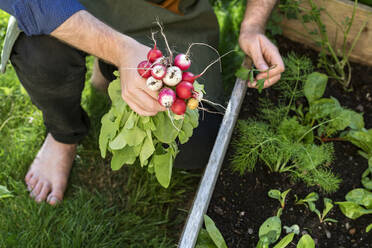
241, 0, 278, 32
51, 10, 138, 67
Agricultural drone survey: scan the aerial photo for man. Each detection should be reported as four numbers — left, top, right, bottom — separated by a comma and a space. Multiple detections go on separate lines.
0, 0, 284, 205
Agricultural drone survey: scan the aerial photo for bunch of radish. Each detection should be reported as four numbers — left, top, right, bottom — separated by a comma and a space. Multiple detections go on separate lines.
137, 45, 205, 116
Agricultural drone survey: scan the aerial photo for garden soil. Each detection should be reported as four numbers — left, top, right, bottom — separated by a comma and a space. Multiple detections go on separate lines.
206, 36, 372, 248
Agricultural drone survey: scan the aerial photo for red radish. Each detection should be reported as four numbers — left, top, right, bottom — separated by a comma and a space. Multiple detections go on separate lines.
147, 49, 163, 63
151, 64, 166, 80
146, 76, 163, 91
137, 60, 152, 78
176, 81, 194, 99
182, 72, 195, 83
171, 98, 187, 115
154, 56, 167, 65
163, 66, 182, 86
158, 88, 176, 108
187, 98, 199, 110
174, 54, 191, 71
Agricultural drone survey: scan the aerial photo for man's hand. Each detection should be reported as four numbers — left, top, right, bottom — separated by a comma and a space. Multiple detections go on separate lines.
52, 10, 165, 116
118, 42, 166, 116
239, 0, 284, 89
239, 24, 284, 89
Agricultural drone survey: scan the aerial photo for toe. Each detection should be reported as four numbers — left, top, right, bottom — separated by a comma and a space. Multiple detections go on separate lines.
28, 175, 38, 189
47, 189, 64, 206
35, 183, 51, 203
30, 182, 43, 198
25, 171, 33, 184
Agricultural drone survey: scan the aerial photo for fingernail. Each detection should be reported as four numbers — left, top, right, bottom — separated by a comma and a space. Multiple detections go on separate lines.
258, 64, 269, 70
48, 196, 60, 205
27, 185, 32, 192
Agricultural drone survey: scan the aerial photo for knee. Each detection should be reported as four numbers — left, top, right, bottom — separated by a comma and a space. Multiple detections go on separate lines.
10, 33, 86, 83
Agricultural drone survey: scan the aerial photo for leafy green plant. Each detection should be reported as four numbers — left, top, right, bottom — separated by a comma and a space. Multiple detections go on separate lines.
336, 188, 372, 219
0, 185, 13, 199
196, 215, 228, 248
99, 77, 200, 188
268, 189, 292, 209
296, 192, 337, 223
278, 0, 369, 89
235, 65, 274, 93
296, 234, 315, 248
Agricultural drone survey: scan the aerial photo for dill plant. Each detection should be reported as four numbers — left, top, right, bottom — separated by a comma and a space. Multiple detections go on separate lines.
231, 53, 347, 193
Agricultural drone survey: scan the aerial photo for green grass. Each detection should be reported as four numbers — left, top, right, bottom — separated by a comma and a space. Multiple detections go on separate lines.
0, 11, 201, 247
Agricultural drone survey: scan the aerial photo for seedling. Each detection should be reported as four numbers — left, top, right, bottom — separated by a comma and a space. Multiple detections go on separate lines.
296, 193, 337, 223
268, 189, 292, 209
235, 64, 276, 93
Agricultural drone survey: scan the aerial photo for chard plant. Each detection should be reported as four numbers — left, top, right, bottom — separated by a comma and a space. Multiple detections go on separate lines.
268, 189, 291, 209
196, 215, 228, 248
296, 192, 337, 224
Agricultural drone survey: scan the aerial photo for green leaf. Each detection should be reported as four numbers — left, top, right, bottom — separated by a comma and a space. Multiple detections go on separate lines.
99, 109, 119, 158
140, 130, 155, 167
186, 109, 199, 128
283, 225, 300, 235
194, 81, 206, 94
256, 237, 270, 248
257, 79, 265, 93
362, 166, 372, 190
108, 78, 122, 106
273, 233, 295, 248
0, 185, 13, 199
309, 98, 339, 120
366, 223, 372, 233
296, 234, 315, 248
235, 66, 250, 80
322, 198, 334, 220
153, 112, 180, 144
345, 188, 372, 209
122, 126, 146, 147
111, 146, 137, 170
304, 72, 328, 103
153, 152, 173, 188
336, 201, 372, 219
281, 189, 291, 202
268, 189, 281, 200
109, 129, 127, 150
296, 192, 319, 205
196, 229, 218, 248
204, 215, 228, 248
258, 216, 282, 244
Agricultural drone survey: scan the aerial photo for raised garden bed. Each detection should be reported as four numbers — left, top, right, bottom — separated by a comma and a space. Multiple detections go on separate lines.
178, 32, 372, 247
203, 36, 372, 247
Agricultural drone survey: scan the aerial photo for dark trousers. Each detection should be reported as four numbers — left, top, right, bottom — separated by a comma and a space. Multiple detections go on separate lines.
10, 33, 222, 169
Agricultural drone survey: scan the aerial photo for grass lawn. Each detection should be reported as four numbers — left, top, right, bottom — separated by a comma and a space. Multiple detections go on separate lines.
0, 1, 246, 246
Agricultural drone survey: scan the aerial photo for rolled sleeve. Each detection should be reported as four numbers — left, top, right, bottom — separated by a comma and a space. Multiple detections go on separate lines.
11, 0, 85, 36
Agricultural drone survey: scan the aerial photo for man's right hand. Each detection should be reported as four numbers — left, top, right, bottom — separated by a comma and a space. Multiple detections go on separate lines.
51, 10, 165, 116
118, 41, 166, 116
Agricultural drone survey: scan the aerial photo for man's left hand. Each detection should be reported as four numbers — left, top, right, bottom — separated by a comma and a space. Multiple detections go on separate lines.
239, 24, 285, 89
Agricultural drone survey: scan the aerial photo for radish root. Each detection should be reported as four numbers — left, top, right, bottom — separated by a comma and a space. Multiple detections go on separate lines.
185, 42, 223, 72
155, 19, 173, 64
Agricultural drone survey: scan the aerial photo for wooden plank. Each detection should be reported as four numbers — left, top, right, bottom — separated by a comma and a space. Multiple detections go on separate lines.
178, 70, 248, 248
279, 0, 372, 66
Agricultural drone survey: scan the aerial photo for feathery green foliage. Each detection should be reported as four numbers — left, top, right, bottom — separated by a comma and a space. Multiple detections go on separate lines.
230, 53, 357, 193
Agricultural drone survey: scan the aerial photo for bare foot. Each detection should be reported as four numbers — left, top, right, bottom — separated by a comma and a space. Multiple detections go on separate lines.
25, 134, 76, 205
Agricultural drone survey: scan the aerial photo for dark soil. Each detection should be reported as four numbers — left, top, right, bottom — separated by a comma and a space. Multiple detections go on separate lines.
206, 36, 372, 248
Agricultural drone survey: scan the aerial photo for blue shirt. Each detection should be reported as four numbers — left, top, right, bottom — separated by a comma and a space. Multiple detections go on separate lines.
0, 0, 85, 36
